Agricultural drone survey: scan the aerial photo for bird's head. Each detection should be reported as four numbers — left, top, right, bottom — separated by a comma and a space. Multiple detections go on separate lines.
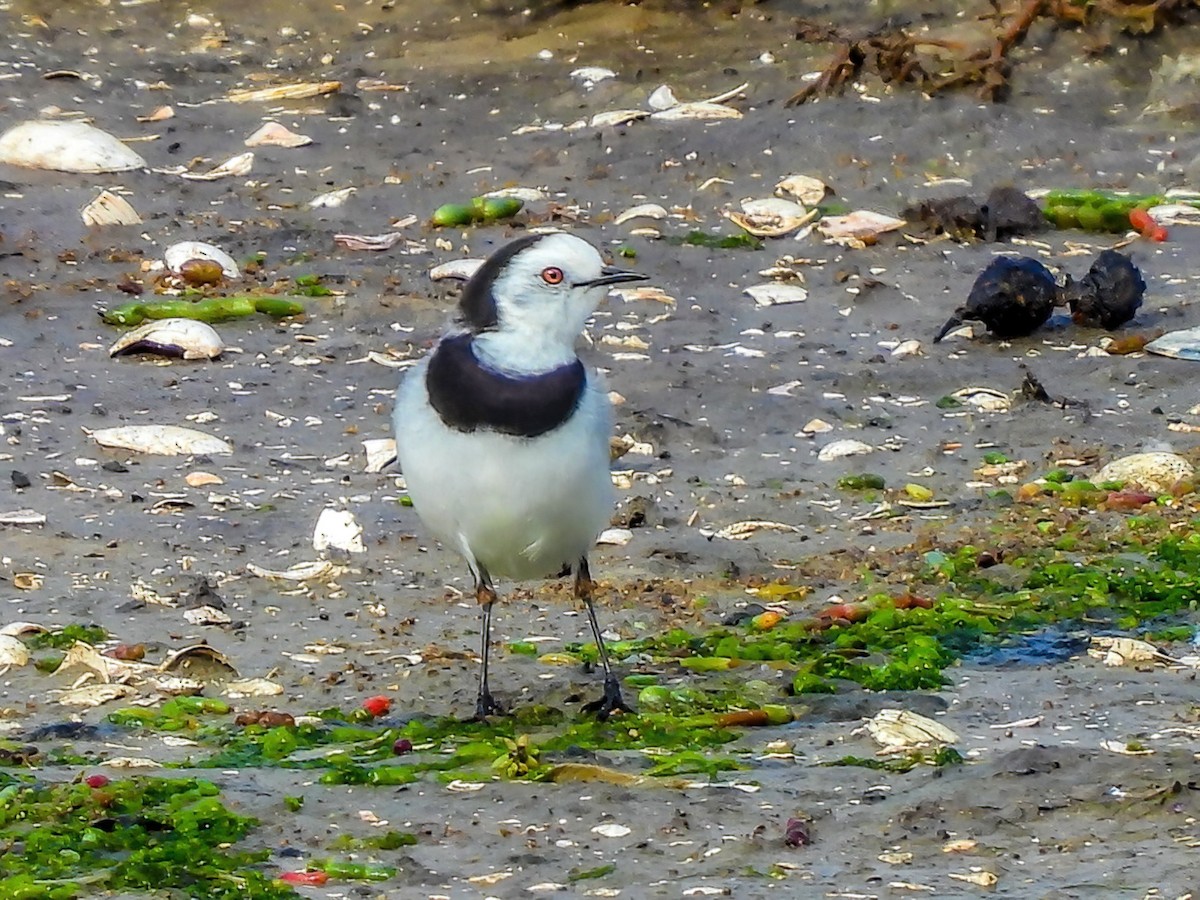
458, 233, 647, 366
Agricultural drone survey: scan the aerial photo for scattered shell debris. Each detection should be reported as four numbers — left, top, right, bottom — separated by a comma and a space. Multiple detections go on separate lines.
817, 439, 874, 462
743, 283, 808, 307
244, 121, 313, 148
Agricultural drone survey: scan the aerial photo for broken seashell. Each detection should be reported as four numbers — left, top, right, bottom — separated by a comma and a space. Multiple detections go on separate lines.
0, 509, 46, 526
863, 708, 959, 751
591, 823, 632, 838
951, 387, 1011, 413
136, 105, 175, 123
614, 203, 669, 226
160, 644, 238, 681
775, 174, 830, 206
609, 285, 676, 307
1145, 326, 1200, 361
180, 151, 253, 181
482, 187, 548, 203
712, 520, 801, 540
1095, 452, 1194, 494
726, 197, 813, 237
652, 101, 742, 121
0, 120, 146, 173
164, 241, 240, 279
597, 527, 633, 546
313, 508, 365, 554
309, 186, 356, 208
363, 438, 397, 473
800, 418, 833, 436
571, 67, 616, 87
90, 425, 233, 456
109, 318, 224, 361
13, 573, 42, 590
223, 677, 284, 698
56, 683, 137, 707
81, 190, 142, 227
744, 283, 808, 307
185, 471, 224, 487
1089, 636, 1170, 666
0, 634, 31, 668
590, 109, 650, 128
430, 258, 484, 282
818, 210, 906, 243
246, 560, 342, 581
244, 121, 312, 148
817, 439, 873, 461
0, 622, 49, 637
647, 84, 680, 110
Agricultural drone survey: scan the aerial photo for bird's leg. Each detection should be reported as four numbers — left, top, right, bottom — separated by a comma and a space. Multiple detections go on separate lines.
576, 557, 631, 719
474, 571, 503, 720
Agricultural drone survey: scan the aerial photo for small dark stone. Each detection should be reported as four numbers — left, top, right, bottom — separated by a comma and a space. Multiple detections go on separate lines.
10, 470, 31, 489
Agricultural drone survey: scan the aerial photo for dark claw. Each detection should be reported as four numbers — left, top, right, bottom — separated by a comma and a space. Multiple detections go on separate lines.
583, 676, 633, 720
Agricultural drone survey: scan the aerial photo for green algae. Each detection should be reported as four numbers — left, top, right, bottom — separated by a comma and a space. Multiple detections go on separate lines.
0, 775, 292, 900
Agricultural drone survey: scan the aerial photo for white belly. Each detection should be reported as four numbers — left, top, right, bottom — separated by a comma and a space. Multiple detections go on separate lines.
393, 357, 614, 581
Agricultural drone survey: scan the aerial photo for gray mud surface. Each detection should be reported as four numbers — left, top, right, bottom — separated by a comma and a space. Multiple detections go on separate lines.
1, 1, 1199, 897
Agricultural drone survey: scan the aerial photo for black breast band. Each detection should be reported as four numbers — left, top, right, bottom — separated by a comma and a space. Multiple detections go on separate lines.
426, 333, 586, 437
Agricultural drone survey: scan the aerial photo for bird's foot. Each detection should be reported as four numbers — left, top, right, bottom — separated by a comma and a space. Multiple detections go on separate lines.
583, 676, 632, 720
473, 689, 505, 721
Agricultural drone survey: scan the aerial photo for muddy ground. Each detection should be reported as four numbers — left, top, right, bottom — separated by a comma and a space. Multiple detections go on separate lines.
1, 1, 1199, 897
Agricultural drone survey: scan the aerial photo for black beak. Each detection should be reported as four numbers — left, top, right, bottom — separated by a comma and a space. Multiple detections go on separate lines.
576, 265, 650, 288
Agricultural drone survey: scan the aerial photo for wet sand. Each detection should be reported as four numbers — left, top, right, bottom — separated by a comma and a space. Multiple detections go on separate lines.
1, 1, 1198, 896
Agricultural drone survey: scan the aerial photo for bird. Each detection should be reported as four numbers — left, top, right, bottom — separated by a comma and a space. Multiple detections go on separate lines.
1061, 248, 1145, 330
393, 232, 648, 720
933, 256, 1058, 343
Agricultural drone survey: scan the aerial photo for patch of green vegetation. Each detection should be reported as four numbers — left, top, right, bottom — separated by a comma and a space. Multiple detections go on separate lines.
822, 747, 963, 773
290, 274, 332, 297
568, 863, 616, 882
0, 774, 293, 900
328, 831, 417, 851
670, 230, 763, 250
27, 625, 108, 650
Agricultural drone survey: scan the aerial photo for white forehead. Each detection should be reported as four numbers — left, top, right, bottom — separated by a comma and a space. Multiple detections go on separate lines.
512, 232, 604, 275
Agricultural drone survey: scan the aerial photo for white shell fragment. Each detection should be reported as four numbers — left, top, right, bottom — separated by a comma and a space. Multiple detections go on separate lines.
363, 438, 397, 473
0, 634, 30, 668
591, 823, 632, 838
90, 425, 233, 456
56, 683, 138, 707
614, 203, 669, 226
743, 283, 808, 307
164, 241, 240, 279
244, 122, 313, 148
309, 187, 356, 208
571, 67, 616, 87
1145, 326, 1200, 361
0, 120, 146, 173
652, 101, 743, 121
952, 387, 1011, 413
1088, 636, 1172, 666
775, 174, 829, 206
647, 85, 680, 110
1096, 452, 1194, 493
246, 560, 344, 582
817, 439, 873, 462
226, 81, 341, 103
180, 151, 254, 181
223, 677, 285, 698
711, 520, 801, 540
818, 210, 906, 243
430, 258, 484, 281
0, 509, 47, 526
482, 187, 548, 203
597, 527, 633, 546
313, 508, 365, 554
590, 109, 651, 128
864, 709, 959, 751
81, 190, 142, 226
109, 318, 224, 361
726, 197, 814, 237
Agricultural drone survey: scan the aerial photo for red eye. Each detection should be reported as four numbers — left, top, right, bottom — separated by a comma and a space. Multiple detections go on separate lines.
541, 266, 564, 285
